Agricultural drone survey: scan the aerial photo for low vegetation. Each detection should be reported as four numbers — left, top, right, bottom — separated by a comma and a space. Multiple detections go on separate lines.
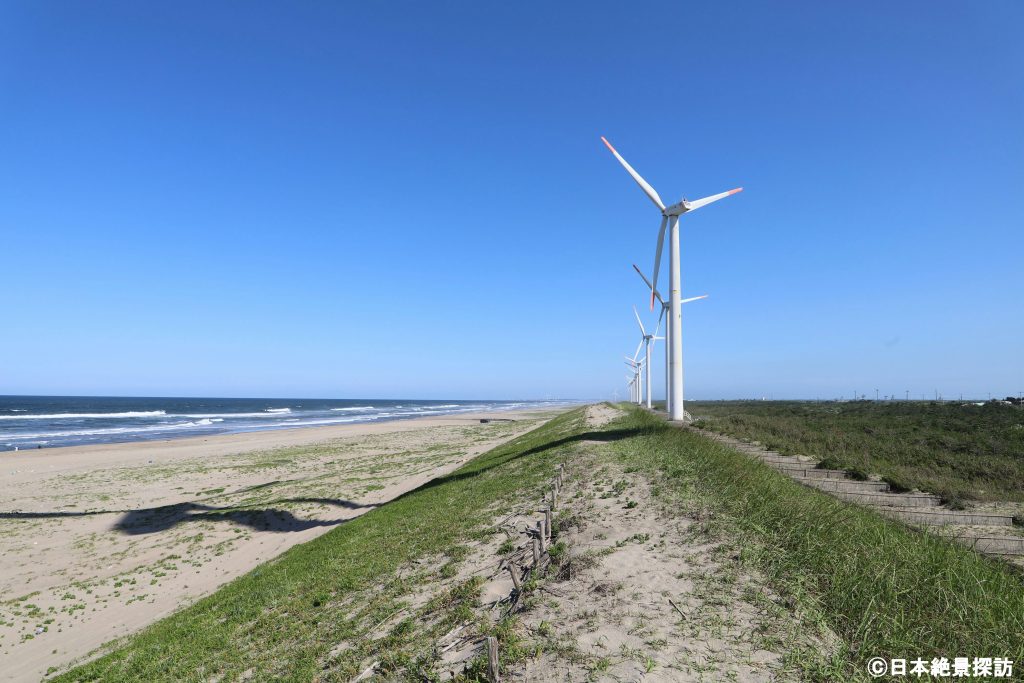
55, 409, 589, 681
55, 404, 1024, 681
616, 407, 1024, 676
688, 400, 1024, 503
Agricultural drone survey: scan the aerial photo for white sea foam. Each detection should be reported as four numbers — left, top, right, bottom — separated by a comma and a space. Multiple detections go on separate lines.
182, 412, 291, 419
0, 411, 168, 420
0, 400, 579, 451
5, 419, 223, 440
260, 415, 385, 428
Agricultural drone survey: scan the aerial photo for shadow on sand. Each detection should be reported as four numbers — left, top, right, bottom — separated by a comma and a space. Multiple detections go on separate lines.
0, 497, 374, 535
387, 427, 644, 503
1, 425, 642, 537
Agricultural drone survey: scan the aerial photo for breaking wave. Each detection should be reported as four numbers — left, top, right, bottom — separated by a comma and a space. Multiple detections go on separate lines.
0, 411, 168, 420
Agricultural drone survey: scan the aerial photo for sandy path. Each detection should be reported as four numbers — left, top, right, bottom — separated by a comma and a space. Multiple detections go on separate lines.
422, 406, 835, 681
0, 408, 565, 682
502, 406, 836, 680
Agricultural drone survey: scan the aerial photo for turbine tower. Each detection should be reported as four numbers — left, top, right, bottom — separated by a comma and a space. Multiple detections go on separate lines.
632, 264, 707, 414
625, 356, 644, 405
603, 137, 741, 421
632, 306, 665, 409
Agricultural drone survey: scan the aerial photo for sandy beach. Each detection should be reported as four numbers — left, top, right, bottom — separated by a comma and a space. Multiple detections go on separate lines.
0, 407, 566, 681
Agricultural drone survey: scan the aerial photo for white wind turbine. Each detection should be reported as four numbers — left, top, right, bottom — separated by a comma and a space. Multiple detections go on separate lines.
624, 366, 637, 403
624, 356, 644, 405
632, 264, 708, 415
632, 306, 665, 409
625, 358, 639, 404
603, 136, 741, 421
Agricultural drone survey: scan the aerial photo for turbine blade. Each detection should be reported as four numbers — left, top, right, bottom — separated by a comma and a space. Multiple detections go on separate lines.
632, 305, 646, 336
632, 264, 664, 304
600, 137, 665, 211
650, 216, 667, 310
685, 187, 743, 212
633, 339, 644, 362
658, 303, 666, 324
681, 294, 710, 304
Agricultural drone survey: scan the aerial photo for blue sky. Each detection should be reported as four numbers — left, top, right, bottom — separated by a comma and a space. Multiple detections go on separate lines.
1, 2, 1021, 400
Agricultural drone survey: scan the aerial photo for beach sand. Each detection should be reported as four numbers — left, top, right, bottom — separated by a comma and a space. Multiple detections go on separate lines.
0, 407, 566, 681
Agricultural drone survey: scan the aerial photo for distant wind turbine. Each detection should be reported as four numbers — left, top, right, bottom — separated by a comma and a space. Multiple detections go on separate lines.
625, 368, 639, 403
602, 136, 741, 421
625, 356, 645, 405
632, 264, 707, 415
632, 306, 665, 409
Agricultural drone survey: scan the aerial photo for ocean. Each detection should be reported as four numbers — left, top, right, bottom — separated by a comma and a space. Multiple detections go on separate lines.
0, 396, 578, 452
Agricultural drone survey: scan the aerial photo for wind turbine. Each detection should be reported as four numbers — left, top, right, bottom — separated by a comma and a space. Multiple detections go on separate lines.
624, 366, 638, 403
603, 136, 741, 421
632, 306, 665, 409
625, 356, 644, 405
632, 264, 708, 415
624, 361, 636, 403
625, 358, 639, 404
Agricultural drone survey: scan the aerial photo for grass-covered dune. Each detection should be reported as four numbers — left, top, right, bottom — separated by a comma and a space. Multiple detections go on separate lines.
56, 405, 1024, 681
688, 400, 1024, 503
54, 408, 591, 682
616, 408, 1024, 676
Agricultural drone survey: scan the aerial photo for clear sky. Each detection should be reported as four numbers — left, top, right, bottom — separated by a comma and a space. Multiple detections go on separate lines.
1, 2, 1021, 401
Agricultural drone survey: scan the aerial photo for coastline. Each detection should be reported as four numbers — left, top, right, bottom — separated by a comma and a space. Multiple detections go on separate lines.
0, 405, 570, 681
0, 407, 570, 474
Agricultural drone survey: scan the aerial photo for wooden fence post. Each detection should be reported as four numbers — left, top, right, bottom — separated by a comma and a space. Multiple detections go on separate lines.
508, 562, 521, 592
486, 636, 499, 682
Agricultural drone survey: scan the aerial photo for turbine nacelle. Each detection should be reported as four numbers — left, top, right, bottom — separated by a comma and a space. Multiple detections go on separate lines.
602, 136, 742, 310
663, 200, 691, 217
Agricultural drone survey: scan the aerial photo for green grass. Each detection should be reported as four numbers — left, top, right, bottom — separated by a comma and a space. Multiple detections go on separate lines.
688, 400, 1024, 502
614, 406, 1024, 678
55, 408, 588, 682
54, 404, 1024, 681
